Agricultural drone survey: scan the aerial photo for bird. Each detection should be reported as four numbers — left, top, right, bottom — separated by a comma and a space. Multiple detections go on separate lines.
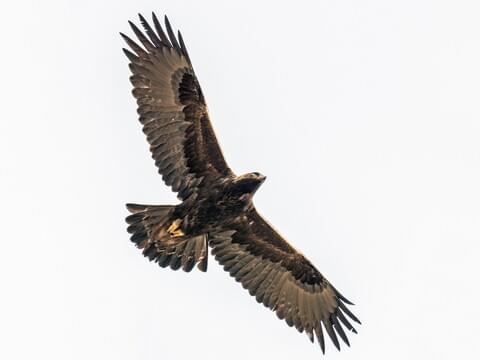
121, 12, 360, 353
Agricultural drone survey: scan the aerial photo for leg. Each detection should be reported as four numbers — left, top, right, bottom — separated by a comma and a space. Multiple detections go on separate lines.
167, 219, 185, 237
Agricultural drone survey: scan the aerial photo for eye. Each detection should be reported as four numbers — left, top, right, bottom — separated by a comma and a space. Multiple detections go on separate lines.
253, 172, 260, 176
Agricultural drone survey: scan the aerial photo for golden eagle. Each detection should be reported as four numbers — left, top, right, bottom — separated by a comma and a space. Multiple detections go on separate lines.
121, 13, 360, 353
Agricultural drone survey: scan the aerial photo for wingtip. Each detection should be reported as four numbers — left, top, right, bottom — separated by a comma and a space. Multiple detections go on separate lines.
122, 48, 138, 62
164, 14, 172, 30
341, 297, 355, 306
127, 20, 137, 33
333, 286, 355, 305
338, 300, 361, 325
331, 314, 351, 347
349, 311, 361, 324
138, 13, 147, 26
119, 31, 133, 44
324, 321, 341, 351
314, 326, 326, 354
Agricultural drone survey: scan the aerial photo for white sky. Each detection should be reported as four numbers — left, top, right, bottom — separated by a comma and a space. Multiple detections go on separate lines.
1, 1, 480, 359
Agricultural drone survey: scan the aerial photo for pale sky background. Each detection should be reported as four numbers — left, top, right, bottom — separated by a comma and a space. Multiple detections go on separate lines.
1, 1, 480, 359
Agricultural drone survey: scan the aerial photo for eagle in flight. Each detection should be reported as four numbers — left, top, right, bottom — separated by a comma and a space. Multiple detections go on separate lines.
121, 13, 360, 353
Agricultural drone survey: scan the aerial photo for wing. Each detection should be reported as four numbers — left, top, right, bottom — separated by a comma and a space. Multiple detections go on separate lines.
209, 208, 360, 353
121, 13, 233, 200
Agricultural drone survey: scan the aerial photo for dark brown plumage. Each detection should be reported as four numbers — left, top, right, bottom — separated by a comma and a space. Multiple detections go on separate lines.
122, 13, 360, 353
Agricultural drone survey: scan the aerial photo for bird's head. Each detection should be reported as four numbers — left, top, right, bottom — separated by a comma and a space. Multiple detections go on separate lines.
231, 172, 267, 198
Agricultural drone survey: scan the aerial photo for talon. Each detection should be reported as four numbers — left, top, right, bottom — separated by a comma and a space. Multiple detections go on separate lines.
167, 219, 184, 237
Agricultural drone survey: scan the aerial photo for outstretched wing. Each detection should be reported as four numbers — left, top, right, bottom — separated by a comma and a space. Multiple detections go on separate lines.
210, 208, 360, 353
121, 13, 233, 200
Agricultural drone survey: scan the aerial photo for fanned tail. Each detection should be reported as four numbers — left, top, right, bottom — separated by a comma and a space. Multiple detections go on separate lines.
126, 203, 208, 272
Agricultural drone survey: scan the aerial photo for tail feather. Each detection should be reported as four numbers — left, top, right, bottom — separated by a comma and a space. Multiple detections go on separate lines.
126, 203, 208, 272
